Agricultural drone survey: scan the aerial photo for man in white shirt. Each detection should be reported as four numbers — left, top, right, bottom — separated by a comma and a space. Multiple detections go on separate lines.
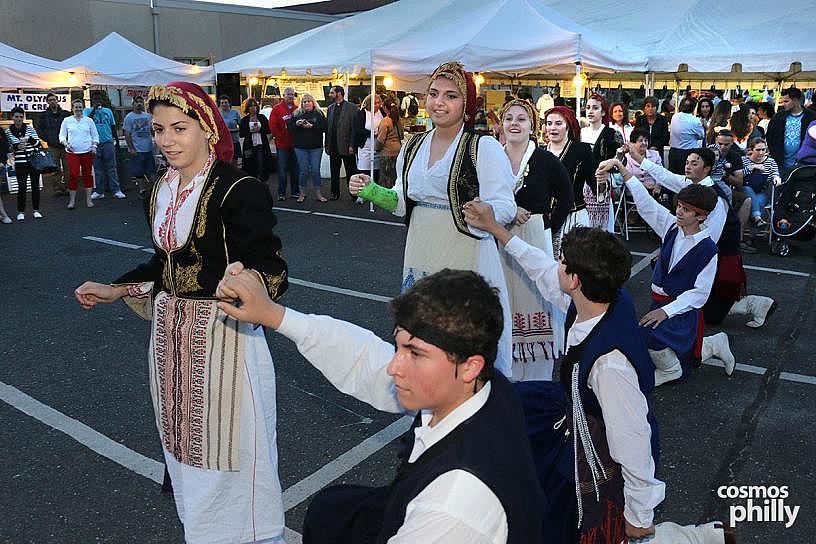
602, 158, 735, 385
461, 206, 735, 544
217, 267, 545, 544
626, 144, 775, 331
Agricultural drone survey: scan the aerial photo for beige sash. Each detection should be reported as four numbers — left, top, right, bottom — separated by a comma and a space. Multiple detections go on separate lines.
149, 292, 244, 471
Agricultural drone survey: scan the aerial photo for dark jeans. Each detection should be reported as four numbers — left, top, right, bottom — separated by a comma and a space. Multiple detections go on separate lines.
329, 152, 357, 198
93, 140, 121, 194
251, 145, 269, 182
14, 162, 40, 212
276, 147, 299, 197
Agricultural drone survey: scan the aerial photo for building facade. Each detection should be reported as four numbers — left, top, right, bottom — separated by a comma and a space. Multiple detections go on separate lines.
0, 0, 337, 65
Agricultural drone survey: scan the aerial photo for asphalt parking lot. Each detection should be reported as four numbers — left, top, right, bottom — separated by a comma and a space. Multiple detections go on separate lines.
1, 177, 813, 543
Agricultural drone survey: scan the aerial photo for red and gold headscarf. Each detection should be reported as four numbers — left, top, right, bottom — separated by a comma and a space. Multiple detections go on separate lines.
147, 81, 233, 163
428, 61, 477, 128
544, 106, 581, 142
499, 98, 539, 136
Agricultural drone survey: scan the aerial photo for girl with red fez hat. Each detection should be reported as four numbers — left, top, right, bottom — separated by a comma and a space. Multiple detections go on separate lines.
75, 82, 289, 544
349, 61, 517, 378
543, 106, 597, 256
581, 93, 625, 231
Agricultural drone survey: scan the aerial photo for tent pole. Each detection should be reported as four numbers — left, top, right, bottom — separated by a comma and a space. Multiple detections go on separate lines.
369, 55, 375, 213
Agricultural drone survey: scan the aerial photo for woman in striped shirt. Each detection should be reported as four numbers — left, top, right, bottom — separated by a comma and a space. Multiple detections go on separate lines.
5, 107, 42, 220
740, 137, 781, 227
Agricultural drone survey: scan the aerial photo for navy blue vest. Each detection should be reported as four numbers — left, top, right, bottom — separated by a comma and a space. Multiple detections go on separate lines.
651, 225, 718, 298
562, 289, 659, 466
378, 373, 546, 544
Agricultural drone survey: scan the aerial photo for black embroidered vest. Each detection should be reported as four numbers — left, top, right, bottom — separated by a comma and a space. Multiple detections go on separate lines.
401, 130, 482, 239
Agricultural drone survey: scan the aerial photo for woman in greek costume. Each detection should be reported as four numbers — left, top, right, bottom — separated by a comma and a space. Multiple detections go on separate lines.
500, 99, 572, 380
543, 106, 597, 256
350, 61, 517, 378
581, 93, 624, 231
75, 82, 289, 544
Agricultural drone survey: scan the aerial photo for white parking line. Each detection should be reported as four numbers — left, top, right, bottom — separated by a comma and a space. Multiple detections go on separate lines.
83, 236, 396, 303
82, 236, 144, 250
82, 234, 816, 388
0, 381, 164, 484
630, 250, 810, 278
275, 206, 405, 227
289, 278, 392, 303
0, 379, 411, 542
630, 249, 660, 277
281, 416, 413, 511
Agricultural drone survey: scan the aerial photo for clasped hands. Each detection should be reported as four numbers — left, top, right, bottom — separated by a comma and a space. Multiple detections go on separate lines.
216, 262, 283, 327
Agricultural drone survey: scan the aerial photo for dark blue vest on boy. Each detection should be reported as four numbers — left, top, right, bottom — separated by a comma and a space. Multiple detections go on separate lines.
515, 288, 658, 543
646, 225, 717, 372
302, 373, 545, 544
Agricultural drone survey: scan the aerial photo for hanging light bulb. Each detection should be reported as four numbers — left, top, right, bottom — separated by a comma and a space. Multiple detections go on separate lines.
383, 75, 394, 89
474, 73, 485, 86
572, 72, 587, 89
249, 76, 259, 86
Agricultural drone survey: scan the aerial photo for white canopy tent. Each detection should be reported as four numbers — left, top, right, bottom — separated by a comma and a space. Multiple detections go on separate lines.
646, 1, 814, 73
540, 0, 814, 76
216, 0, 648, 78
0, 41, 86, 89
60, 32, 215, 87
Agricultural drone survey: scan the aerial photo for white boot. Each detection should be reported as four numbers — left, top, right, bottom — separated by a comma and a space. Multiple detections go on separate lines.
649, 348, 683, 386
728, 295, 776, 328
746, 296, 776, 328
654, 520, 732, 544
702, 333, 736, 376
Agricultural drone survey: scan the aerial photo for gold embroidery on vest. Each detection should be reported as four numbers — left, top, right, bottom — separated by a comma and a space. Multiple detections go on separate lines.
174, 245, 204, 293
196, 180, 217, 239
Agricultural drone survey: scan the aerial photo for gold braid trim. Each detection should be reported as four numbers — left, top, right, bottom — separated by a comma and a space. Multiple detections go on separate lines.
499, 98, 539, 135
429, 61, 470, 123
196, 180, 217, 239
148, 85, 219, 156
447, 132, 481, 239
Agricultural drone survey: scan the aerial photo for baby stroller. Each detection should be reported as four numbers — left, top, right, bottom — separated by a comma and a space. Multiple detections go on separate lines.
768, 165, 816, 256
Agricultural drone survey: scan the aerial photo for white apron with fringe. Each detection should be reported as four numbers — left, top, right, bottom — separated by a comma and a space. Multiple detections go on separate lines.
402, 202, 513, 378
502, 216, 565, 381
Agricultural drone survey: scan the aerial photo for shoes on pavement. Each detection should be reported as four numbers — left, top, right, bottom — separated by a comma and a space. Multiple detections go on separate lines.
33, 211, 43, 219
702, 332, 736, 376
745, 296, 776, 328
114, 191, 126, 199
91, 192, 104, 200
739, 240, 757, 254
329, 194, 340, 201
1, 215, 11, 224
16, 212, 25, 221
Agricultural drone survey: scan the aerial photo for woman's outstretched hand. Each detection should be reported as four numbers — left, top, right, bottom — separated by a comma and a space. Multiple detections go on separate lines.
75, 282, 126, 310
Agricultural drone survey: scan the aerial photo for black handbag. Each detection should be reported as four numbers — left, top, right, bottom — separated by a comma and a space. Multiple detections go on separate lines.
28, 147, 58, 174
